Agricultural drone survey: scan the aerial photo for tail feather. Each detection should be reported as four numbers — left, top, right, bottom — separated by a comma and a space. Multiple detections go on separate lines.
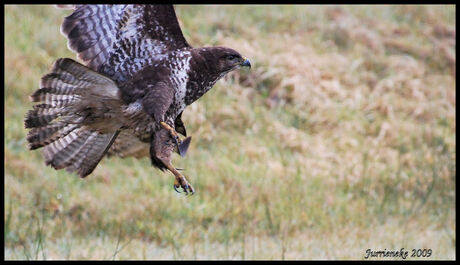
37, 71, 91, 98
25, 103, 69, 128
50, 58, 118, 98
44, 127, 84, 163
66, 131, 120, 177
27, 122, 78, 150
44, 127, 91, 169
25, 109, 60, 128
25, 58, 122, 177
30, 90, 81, 107
65, 132, 100, 174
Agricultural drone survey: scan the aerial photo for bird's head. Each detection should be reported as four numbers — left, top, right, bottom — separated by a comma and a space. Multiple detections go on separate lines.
185, 47, 251, 104
196, 47, 251, 75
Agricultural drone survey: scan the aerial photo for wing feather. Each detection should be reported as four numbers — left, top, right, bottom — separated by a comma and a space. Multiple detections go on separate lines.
59, 5, 190, 82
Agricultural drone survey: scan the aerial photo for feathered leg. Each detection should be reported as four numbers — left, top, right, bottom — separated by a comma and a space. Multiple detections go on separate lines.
151, 128, 195, 195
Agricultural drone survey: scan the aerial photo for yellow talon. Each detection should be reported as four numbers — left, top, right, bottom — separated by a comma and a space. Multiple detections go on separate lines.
160, 121, 191, 157
161, 121, 180, 139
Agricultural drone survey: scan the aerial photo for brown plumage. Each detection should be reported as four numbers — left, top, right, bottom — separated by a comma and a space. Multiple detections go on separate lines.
24, 5, 251, 194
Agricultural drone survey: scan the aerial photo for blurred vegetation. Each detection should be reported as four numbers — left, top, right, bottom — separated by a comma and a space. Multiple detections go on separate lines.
4, 5, 455, 260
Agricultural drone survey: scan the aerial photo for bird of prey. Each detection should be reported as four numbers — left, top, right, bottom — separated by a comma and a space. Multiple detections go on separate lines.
24, 5, 251, 194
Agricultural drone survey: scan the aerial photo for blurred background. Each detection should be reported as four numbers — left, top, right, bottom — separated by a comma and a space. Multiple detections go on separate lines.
4, 5, 455, 260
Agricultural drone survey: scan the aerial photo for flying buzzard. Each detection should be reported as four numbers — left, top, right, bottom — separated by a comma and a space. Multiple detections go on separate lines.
24, 5, 251, 194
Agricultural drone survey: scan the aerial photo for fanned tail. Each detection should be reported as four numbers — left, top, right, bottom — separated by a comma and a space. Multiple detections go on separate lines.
25, 58, 122, 177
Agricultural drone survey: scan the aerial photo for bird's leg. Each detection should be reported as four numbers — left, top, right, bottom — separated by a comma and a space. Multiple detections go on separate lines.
160, 121, 192, 157
160, 121, 180, 145
165, 162, 195, 195
152, 129, 194, 195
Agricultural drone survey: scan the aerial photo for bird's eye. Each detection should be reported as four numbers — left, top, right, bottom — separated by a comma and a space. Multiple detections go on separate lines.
227, 55, 238, 61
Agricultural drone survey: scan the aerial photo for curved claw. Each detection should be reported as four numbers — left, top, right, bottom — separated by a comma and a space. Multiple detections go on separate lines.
169, 166, 195, 195
180, 181, 195, 195
173, 179, 195, 195
184, 183, 195, 195
174, 184, 181, 193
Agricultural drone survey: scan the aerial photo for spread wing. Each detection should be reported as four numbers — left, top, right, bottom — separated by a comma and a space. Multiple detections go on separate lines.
59, 4, 190, 82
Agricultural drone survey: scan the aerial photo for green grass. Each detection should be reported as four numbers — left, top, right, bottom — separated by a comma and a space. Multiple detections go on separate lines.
4, 5, 456, 260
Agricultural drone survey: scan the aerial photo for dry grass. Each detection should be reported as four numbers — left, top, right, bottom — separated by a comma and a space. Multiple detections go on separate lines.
4, 5, 455, 260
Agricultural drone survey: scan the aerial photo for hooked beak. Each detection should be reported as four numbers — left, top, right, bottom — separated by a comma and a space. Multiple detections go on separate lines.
241, 56, 251, 69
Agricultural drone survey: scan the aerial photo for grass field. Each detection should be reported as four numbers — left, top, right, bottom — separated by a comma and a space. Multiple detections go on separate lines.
4, 5, 456, 260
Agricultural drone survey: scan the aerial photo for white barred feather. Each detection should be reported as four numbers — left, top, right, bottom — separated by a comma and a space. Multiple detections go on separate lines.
26, 58, 122, 177
59, 5, 190, 82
